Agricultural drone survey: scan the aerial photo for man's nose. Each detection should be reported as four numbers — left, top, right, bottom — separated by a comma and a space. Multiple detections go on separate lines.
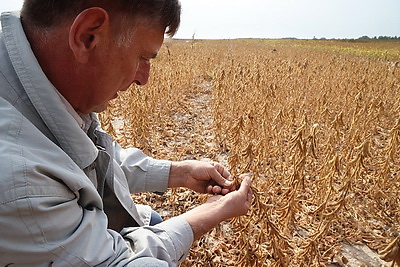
134, 61, 151, 86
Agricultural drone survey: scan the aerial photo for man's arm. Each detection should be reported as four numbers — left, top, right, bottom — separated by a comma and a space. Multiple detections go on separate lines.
179, 176, 252, 240
115, 145, 234, 195
114, 142, 171, 194
0, 170, 193, 266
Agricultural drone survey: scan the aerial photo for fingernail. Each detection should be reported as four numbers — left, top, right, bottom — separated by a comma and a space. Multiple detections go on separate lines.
224, 180, 232, 186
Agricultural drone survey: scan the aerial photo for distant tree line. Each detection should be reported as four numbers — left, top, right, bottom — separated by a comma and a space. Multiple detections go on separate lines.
357, 35, 400, 40
312, 35, 400, 41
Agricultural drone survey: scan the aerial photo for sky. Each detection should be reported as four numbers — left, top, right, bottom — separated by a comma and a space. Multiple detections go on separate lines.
0, 0, 399, 40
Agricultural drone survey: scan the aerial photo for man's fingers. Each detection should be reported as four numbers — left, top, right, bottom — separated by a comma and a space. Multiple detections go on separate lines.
247, 189, 253, 206
206, 185, 213, 194
221, 188, 230, 195
211, 162, 231, 178
212, 186, 222, 194
239, 175, 252, 193
239, 176, 252, 210
209, 163, 232, 187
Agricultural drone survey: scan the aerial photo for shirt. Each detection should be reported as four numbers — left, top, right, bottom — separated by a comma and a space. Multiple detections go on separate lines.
0, 11, 193, 266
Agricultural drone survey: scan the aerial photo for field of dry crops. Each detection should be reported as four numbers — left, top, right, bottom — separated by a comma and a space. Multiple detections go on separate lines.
100, 39, 400, 266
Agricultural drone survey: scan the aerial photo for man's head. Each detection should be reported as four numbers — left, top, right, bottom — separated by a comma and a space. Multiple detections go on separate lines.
20, 0, 181, 113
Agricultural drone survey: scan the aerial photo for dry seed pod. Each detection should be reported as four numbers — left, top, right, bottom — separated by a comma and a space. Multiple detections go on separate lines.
231, 176, 243, 191
380, 236, 400, 264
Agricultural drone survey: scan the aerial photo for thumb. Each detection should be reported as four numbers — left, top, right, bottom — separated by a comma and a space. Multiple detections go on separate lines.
237, 175, 253, 212
238, 175, 252, 193
209, 163, 233, 187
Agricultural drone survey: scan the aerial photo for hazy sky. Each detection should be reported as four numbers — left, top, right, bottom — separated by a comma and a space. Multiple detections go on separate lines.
1, 0, 399, 39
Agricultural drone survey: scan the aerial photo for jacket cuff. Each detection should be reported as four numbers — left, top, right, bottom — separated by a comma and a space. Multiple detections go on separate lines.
145, 158, 171, 193
157, 217, 194, 264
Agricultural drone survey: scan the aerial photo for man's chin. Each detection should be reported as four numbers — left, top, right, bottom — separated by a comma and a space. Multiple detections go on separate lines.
93, 102, 109, 113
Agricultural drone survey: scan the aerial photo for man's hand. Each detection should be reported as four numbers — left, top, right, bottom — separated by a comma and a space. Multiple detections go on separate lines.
179, 175, 253, 240
169, 160, 235, 194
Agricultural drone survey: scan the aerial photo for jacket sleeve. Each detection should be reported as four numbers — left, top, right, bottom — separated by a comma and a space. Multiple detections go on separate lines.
0, 194, 193, 266
113, 142, 171, 194
121, 217, 194, 265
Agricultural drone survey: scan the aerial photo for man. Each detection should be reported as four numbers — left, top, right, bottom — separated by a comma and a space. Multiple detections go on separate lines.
0, 0, 252, 266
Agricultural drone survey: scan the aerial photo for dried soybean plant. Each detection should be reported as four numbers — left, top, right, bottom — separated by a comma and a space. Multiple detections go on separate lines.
209, 40, 400, 266
100, 39, 400, 266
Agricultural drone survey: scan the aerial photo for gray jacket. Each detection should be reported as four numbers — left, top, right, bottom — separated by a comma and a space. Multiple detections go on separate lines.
0, 11, 193, 266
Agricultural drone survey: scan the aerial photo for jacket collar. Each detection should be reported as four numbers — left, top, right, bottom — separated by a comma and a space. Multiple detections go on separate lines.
1, 11, 98, 169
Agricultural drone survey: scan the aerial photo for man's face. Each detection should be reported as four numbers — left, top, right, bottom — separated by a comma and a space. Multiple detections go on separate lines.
80, 24, 165, 113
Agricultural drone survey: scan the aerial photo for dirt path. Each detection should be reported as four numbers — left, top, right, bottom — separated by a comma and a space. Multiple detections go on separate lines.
133, 80, 229, 219
160, 81, 228, 165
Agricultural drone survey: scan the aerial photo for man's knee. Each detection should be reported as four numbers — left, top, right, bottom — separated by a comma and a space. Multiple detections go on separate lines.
150, 210, 163, 226
130, 257, 169, 267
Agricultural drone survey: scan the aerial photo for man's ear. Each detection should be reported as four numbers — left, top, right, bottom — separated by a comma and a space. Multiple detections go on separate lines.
69, 7, 110, 63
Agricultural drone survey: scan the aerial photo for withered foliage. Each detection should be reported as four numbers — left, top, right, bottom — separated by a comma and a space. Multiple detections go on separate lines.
100, 39, 400, 266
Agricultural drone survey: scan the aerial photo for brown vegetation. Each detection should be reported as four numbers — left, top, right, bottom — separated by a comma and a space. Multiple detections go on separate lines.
100, 39, 400, 266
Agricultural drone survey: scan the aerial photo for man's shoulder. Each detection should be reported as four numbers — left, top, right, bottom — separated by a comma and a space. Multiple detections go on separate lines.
0, 96, 61, 163
0, 96, 73, 173
0, 96, 25, 132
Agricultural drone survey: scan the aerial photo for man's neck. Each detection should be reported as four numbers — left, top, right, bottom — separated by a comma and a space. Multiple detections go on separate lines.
22, 21, 86, 114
